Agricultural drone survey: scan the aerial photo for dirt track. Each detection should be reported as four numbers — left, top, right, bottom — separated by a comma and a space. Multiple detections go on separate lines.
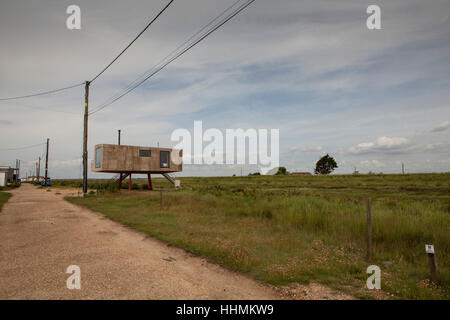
0, 184, 281, 299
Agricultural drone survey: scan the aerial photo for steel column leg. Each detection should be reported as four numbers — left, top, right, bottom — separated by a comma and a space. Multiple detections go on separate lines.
118, 173, 123, 190
147, 173, 153, 190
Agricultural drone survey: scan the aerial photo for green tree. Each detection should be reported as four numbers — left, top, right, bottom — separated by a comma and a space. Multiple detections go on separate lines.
314, 154, 338, 175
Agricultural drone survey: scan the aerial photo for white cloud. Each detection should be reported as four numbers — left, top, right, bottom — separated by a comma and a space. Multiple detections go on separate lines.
423, 142, 450, 153
302, 146, 323, 152
288, 146, 323, 153
430, 120, 450, 133
360, 159, 385, 168
349, 136, 410, 154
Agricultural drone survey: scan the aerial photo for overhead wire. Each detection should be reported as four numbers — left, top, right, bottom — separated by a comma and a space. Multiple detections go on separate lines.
0, 0, 254, 115
89, 0, 175, 83
89, 0, 255, 115
110, 0, 243, 92
0, 83, 84, 101
0, 142, 46, 151
0, 0, 175, 99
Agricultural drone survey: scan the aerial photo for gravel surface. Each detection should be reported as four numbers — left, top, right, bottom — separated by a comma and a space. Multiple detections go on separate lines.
0, 184, 281, 299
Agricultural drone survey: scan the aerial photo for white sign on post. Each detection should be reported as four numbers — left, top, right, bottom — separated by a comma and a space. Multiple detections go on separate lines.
425, 244, 435, 254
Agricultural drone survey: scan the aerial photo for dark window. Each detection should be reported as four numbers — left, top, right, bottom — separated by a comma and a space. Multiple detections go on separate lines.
95, 147, 102, 168
160, 151, 170, 168
139, 149, 151, 157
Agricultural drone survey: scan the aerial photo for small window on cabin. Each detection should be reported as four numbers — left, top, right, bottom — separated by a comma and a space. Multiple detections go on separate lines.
139, 149, 151, 157
95, 147, 102, 168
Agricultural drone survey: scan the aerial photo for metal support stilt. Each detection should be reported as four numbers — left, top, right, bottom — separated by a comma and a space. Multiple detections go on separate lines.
147, 173, 153, 190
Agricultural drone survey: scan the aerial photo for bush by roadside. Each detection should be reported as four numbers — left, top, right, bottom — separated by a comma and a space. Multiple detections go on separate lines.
0, 192, 11, 212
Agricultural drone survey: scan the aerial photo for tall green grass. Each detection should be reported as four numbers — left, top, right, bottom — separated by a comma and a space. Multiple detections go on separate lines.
65, 173, 450, 299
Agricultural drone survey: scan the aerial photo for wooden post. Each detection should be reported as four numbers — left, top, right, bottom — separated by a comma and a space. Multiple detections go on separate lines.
426, 245, 438, 283
44, 138, 49, 186
366, 198, 373, 261
82, 81, 90, 196
160, 189, 162, 209
129, 173, 132, 191
37, 157, 41, 183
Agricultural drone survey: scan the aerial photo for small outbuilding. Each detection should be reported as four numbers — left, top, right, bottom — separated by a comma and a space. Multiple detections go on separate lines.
0, 169, 7, 187
0, 166, 17, 186
91, 144, 182, 190
290, 172, 312, 176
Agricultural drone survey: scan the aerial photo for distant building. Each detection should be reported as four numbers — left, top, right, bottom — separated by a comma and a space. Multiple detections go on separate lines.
0, 166, 18, 186
23, 175, 44, 182
290, 172, 312, 176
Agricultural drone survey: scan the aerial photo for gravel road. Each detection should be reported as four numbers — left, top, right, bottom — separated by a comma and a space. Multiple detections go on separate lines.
0, 184, 281, 299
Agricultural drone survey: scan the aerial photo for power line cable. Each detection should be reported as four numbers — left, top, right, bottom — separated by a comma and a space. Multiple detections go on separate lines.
0, 142, 46, 151
0, 1, 174, 102
90, 0, 251, 115
0, 83, 84, 101
0, 100, 81, 115
89, 0, 254, 115
89, 0, 175, 83
115, 0, 243, 91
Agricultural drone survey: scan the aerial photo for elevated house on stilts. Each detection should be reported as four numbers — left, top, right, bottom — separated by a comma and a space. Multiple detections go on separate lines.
91, 144, 182, 190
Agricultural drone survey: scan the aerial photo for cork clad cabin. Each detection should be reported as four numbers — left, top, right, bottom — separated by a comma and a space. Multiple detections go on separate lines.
92, 144, 182, 190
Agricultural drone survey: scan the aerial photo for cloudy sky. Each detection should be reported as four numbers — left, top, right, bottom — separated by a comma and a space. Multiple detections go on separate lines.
0, 0, 449, 178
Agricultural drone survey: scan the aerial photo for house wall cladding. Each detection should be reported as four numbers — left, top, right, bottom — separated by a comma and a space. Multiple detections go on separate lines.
92, 144, 182, 173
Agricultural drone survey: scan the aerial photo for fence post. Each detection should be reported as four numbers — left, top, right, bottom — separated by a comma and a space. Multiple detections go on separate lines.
366, 198, 373, 261
425, 244, 438, 283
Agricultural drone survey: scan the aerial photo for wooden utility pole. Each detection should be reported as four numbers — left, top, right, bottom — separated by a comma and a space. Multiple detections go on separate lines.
44, 138, 49, 186
15, 159, 18, 181
82, 81, 90, 196
37, 157, 41, 183
366, 198, 373, 261
118, 129, 121, 145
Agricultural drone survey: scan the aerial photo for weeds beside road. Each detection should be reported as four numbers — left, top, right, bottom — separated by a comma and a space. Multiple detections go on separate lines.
65, 173, 450, 299
0, 192, 11, 212
0, 182, 20, 212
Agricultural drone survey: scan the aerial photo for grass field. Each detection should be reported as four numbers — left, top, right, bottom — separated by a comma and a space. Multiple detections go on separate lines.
0, 192, 12, 212
64, 173, 450, 299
